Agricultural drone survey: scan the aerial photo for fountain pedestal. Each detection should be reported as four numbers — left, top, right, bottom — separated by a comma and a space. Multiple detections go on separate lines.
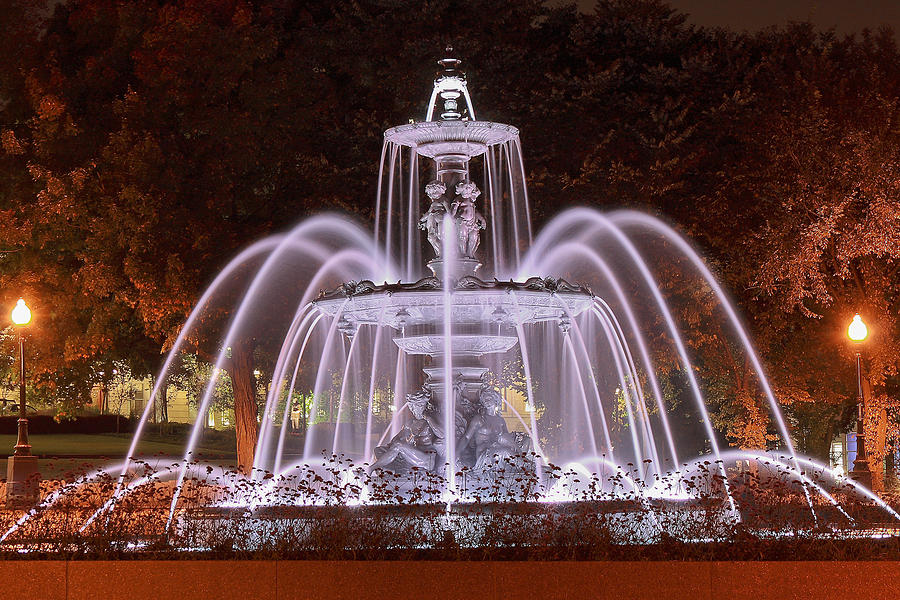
427, 257, 481, 280
423, 365, 489, 404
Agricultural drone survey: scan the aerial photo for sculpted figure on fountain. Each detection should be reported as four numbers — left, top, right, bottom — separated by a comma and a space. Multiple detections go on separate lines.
452, 377, 479, 467
457, 386, 531, 471
453, 376, 480, 433
419, 180, 451, 257
451, 181, 486, 258
369, 389, 444, 473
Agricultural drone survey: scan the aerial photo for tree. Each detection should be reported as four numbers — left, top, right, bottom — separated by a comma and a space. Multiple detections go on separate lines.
0, 0, 165, 416
107, 361, 138, 431
6, 0, 900, 477
3, 0, 563, 470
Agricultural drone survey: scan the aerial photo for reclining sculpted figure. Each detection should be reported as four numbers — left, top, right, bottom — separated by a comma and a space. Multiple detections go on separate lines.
369, 389, 444, 473
457, 386, 531, 471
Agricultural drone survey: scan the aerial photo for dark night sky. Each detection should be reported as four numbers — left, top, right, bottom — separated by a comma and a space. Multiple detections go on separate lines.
577, 0, 900, 34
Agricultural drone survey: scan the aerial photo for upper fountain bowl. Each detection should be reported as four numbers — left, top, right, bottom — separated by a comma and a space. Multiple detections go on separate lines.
384, 120, 519, 158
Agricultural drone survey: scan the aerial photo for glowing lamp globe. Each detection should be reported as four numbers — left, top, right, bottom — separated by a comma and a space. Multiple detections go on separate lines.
11, 299, 31, 326
848, 314, 867, 342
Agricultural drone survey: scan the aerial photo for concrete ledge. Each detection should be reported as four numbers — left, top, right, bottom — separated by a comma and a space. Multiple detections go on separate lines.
67, 560, 276, 600
0, 560, 897, 600
711, 561, 900, 600
0, 560, 65, 600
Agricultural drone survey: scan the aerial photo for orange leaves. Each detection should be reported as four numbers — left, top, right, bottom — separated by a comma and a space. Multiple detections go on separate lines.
1, 130, 25, 155
231, 1, 253, 28
36, 94, 65, 121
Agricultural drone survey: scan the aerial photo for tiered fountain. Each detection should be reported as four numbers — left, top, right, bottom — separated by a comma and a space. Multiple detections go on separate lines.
309, 56, 598, 489
111, 54, 898, 517
2, 54, 896, 551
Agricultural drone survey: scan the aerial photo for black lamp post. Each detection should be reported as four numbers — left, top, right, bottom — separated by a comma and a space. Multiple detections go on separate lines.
6, 298, 39, 505
847, 314, 872, 489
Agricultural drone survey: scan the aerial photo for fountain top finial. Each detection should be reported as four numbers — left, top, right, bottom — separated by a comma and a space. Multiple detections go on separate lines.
437, 47, 462, 77
427, 50, 476, 121
384, 54, 518, 155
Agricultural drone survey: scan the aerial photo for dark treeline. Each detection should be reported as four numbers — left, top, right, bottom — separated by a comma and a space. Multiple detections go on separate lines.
1, 0, 900, 481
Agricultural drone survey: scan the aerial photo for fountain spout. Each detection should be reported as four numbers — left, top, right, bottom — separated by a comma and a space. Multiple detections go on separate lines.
385, 53, 522, 278
414, 54, 483, 278
426, 49, 477, 122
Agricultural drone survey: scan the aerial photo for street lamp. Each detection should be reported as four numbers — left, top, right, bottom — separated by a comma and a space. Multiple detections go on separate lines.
847, 313, 872, 489
10, 299, 31, 456
6, 299, 39, 505
848, 314, 867, 342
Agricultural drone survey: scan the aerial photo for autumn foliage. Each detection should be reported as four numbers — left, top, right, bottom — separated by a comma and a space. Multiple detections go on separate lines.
1, 0, 900, 472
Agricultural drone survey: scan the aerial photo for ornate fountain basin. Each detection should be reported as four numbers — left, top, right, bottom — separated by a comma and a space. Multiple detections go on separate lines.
384, 120, 519, 157
394, 335, 519, 357
312, 276, 594, 331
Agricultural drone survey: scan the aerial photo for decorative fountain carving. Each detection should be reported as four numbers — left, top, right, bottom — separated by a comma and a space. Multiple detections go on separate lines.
307, 54, 603, 482
418, 179, 487, 261
451, 180, 487, 259
370, 389, 445, 473
458, 387, 531, 471
419, 180, 451, 257
371, 383, 531, 475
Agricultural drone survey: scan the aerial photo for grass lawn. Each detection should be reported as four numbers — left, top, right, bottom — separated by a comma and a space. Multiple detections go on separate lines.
0, 433, 236, 480
0, 433, 234, 459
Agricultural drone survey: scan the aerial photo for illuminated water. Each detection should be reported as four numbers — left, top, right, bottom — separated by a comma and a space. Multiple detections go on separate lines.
5, 54, 897, 546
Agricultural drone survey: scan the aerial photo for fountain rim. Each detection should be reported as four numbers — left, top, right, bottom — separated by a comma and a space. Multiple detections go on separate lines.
311, 276, 595, 332
384, 120, 519, 157
314, 275, 592, 302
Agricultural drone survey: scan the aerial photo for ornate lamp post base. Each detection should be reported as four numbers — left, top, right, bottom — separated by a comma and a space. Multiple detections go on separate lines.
850, 427, 874, 491
850, 467, 873, 490
850, 460, 873, 490
6, 454, 39, 506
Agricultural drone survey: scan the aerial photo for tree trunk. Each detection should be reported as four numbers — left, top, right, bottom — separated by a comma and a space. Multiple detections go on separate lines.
158, 382, 169, 424
887, 452, 896, 489
301, 394, 307, 432
873, 405, 888, 492
230, 340, 259, 475
862, 378, 886, 491
820, 420, 835, 465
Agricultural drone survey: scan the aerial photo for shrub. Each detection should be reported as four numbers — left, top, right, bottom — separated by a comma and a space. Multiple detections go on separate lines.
0, 415, 131, 435
0, 455, 897, 560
